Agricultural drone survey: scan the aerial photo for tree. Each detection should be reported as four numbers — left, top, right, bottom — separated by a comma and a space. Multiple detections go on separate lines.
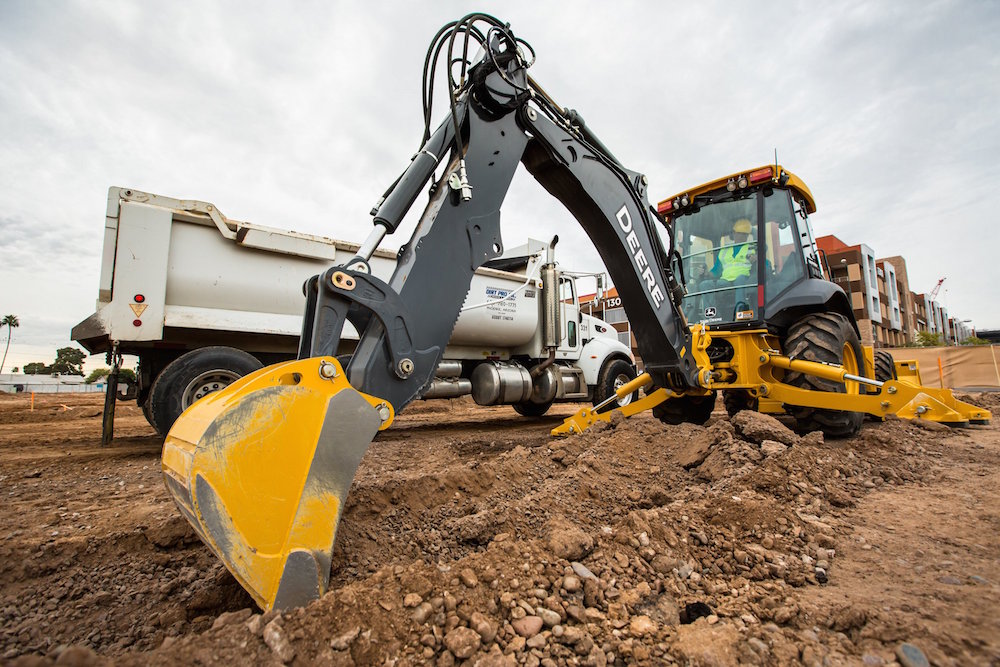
11, 366, 18, 373
963, 336, 991, 346
916, 331, 944, 347
50, 347, 86, 376
1, 314, 19, 374
23, 362, 47, 375
86, 367, 136, 384
86, 368, 111, 383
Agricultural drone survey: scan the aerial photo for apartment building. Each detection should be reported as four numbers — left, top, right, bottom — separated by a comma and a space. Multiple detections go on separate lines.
816, 234, 970, 346
911, 292, 929, 334
815, 235, 896, 346
950, 318, 974, 343
880, 256, 917, 337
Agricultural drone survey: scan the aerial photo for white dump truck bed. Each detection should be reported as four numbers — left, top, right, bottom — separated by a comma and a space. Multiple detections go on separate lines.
72, 187, 547, 357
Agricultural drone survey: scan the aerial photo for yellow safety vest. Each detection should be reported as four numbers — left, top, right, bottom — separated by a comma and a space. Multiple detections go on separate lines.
720, 244, 753, 281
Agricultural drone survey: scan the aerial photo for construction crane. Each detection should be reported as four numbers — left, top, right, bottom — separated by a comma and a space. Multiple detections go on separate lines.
929, 277, 946, 300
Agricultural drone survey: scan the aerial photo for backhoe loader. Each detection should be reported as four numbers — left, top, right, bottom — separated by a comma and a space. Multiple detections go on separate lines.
554, 166, 989, 435
161, 14, 990, 612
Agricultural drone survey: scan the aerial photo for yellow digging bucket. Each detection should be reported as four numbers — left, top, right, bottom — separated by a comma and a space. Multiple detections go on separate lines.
161, 357, 393, 610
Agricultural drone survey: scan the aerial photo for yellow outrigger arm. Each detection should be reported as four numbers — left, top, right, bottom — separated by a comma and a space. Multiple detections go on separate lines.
554, 352, 990, 436
758, 352, 991, 424
161, 358, 393, 611
553, 372, 672, 435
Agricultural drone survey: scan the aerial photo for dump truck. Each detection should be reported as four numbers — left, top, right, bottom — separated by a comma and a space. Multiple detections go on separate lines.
157, 14, 990, 611
71, 188, 638, 438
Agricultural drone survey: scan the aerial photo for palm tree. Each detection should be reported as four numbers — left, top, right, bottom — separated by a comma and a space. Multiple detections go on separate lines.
1, 314, 19, 374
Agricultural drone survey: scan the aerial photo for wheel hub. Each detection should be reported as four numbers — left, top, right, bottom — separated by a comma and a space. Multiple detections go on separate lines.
183, 370, 242, 408
613, 373, 633, 406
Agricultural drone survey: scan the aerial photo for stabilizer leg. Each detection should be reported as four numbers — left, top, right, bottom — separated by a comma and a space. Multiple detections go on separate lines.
553, 373, 674, 435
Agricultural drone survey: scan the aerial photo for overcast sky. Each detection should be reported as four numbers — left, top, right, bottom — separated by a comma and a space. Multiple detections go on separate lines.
2, 1, 999, 373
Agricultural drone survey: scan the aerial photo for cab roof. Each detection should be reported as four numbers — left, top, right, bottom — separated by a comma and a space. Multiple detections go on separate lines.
656, 165, 816, 217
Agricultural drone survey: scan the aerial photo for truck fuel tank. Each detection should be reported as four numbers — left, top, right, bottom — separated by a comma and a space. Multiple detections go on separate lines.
471, 362, 532, 405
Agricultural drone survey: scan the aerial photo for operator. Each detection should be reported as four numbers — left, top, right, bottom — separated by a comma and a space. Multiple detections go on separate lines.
698, 219, 756, 289
696, 218, 757, 318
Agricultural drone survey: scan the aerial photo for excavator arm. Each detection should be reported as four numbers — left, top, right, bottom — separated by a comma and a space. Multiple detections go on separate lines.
162, 14, 710, 611
300, 33, 703, 407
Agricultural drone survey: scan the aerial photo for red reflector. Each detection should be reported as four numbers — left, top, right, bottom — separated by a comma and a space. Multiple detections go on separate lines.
134, 294, 145, 303
749, 167, 773, 184
133, 319, 142, 327
758, 284, 765, 307
657, 200, 673, 215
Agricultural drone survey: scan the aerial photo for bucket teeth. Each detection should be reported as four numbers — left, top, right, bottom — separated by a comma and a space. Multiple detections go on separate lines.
161, 357, 392, 610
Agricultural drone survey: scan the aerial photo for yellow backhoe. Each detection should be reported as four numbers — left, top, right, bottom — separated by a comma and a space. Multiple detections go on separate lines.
160, 14, 989, 612
555, 166, 988, 434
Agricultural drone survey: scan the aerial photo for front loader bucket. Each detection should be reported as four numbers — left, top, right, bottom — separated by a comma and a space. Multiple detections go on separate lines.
161, 357, 393, 611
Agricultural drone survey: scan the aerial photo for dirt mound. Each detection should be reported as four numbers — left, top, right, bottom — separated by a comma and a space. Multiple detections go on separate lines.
1, 395, 998, 665
955, 390, 1000, 411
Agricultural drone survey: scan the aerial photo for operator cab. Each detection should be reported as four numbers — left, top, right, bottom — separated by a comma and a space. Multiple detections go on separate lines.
657, 165, 820, 331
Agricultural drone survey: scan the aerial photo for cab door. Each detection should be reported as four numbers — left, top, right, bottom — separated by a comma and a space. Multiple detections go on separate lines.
762, 188, 806, 304
557, 276, 582, 359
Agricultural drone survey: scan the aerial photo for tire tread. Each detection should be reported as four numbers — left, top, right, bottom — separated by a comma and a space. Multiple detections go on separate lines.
781, 313, 864, 438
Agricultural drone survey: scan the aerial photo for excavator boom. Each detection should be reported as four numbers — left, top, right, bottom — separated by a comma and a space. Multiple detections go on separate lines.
162, 14, 710, 610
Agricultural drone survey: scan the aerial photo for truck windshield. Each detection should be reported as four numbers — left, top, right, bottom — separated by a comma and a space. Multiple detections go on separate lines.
674, 196, 759, 325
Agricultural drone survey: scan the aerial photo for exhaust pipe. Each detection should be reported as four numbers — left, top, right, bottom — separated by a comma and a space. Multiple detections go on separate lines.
541, 235, 562, 352
420, 360, 472, 400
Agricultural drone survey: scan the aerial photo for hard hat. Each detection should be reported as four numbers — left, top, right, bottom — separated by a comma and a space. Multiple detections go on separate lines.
733, 219, 752, 234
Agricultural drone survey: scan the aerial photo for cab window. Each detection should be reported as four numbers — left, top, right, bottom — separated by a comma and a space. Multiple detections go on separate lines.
763, 190, 804, 301
560, 278, 578, 348
674, 197, 758, 324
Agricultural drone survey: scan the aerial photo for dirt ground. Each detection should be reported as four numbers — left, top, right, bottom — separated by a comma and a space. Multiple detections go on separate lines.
1, 391, 999, 666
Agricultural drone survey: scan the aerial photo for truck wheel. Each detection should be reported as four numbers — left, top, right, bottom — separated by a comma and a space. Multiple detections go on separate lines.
141, 398, 156, 430
723, 390, 758, 417
594, 359, 639, 413
781, 313, 864, 438
148, 347, 263, 436
652, 391, 717, 425
513, 400, 553, 417
874, 350, 897, 382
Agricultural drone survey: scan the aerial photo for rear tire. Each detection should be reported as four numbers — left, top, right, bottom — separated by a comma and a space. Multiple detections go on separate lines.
593, 359, 639, 414
141, 398, 156, 430
652, 391, 717, 426
781, 313, 864, 438
148, 347, 263, 436
513, 400, 553, 417
723, 390, 758, 417
874, 350, 897, 382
